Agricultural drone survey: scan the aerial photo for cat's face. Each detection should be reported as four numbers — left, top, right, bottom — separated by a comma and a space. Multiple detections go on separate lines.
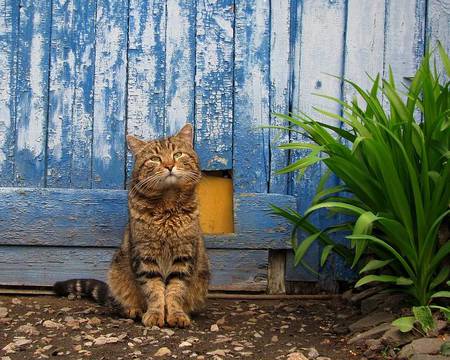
127, 124, 201, 195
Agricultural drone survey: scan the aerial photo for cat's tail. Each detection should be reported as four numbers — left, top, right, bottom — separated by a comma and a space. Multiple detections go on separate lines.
53, 279, 118, 309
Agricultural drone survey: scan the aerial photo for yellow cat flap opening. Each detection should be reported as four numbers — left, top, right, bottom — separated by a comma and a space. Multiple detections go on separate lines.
197, 172, 234, 234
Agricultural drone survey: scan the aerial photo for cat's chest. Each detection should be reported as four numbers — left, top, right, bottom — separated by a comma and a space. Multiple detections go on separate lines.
131, 209, 198, 243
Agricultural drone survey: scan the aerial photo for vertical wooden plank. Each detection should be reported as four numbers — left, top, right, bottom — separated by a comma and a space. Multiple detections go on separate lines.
343, 0, 386, 102
384, 0, 426, 84
289, 0, 346, 280
126, 0, 166, 178
195, 0, 234, 170
70, 0, 96, 188
15, 0, 52, 187
0, 0, 19, 186
92, 0, 128, 189
47, 0, 96, 188
164, 0, 196, 136
427, 0, 450, 77
233, 0, 270, 193
267, 250, 286, 294
47, 0, 75, 187
269, 0, 291, 194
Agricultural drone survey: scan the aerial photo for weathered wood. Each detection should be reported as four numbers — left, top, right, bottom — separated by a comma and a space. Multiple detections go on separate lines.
269, 0, 291, 194
384, 0, 426, 84
267, 250, 286, 294
427, 0, 450, 78
343, 0, 386, 102
126, 0, 166, 178
233, 0, 270, 193
0, 187, 295, 249
47, 0, 96, 188
0, 246, 268, 292
194, 0, 234, 170
92, 0, 128, 189
289, 0, 347, 281
164, 0, 196, 135
0, 0, 18, 186
15, 0, 52, 187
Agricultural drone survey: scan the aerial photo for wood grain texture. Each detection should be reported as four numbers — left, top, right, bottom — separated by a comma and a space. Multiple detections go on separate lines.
14, 0, 52, 187
126, 0, 166, 178
92, 0, 128, 189
427, 0, 450, 78
269, 0, 291, 194
164, 0, 196, 135
0, 0, 19, 186
0, 246, 268, 291
0, 188, 295, 249
384, 0, 426, 84
233, 0, 270, 193
47, 0, 96, 188
289, 0, 347, 281
195, 0, 234, 170
343, 0, 386, 103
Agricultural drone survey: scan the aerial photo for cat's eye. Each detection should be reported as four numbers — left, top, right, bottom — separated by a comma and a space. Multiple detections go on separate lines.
173, 152, 183, 159
149, 156, 161, 162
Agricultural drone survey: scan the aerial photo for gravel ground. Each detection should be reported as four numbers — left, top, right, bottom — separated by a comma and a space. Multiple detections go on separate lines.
0, 295, 365, 360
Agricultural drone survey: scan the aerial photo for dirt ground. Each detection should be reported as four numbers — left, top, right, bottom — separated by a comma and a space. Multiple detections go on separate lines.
0, 295, 367, 360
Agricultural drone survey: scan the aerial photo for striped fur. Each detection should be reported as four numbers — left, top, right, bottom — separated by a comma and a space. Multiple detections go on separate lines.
53, 279, 118, 308
54, 125, 210, 328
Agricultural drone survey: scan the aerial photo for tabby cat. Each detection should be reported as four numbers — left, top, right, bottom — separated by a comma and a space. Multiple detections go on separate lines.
54, 124, 210, 328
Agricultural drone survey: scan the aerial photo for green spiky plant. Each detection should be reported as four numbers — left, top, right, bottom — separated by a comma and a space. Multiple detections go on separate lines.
270, 43, 450, 307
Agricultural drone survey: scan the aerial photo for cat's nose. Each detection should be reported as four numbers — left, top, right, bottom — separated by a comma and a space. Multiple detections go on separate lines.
165, 164, 174, 171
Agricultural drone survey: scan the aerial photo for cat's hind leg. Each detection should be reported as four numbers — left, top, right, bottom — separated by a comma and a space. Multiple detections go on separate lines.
108, 250, 146, 320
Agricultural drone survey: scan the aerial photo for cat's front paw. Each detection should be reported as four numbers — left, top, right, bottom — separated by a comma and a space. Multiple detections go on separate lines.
124, 307, 143, 320
142, 310, 165, 328
166, 311, 191, 328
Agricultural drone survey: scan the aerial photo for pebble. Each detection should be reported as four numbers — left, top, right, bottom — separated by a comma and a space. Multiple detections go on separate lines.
179, 341, 192, 348
154, 347, 172, 357
210, 324, 219, 332
42, 320, 63, 329
287, 352, 308, 360
93, 336, 120, 346
0, 307, 8, 318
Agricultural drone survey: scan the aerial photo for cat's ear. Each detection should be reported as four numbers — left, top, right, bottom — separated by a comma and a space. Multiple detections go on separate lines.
127, 135, 146, 155
176, 124, 194, 145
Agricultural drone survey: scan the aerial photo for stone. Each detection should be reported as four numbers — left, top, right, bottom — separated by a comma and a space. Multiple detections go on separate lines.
348, 323, 392, 345
348, 312, 395, 332
316, 358, 331, 360
287, 352, 308, 360
306, 347, 319, 359
93, 336, 119, 346
271, 335, 279, 343
349, 287, 381, 303
43, 320, 64, 329
410, 356, 449, 360
14, 338, 32, 348
179, 341, 192, 348
381, 327, 416, 347
207, 350, 229, 356
398, 338, 444, 359
0, 307, 8, 318
154, 347, 171, 357
17, 324, 40, 336
361, 293, 406, 314
210, 324, 219, 332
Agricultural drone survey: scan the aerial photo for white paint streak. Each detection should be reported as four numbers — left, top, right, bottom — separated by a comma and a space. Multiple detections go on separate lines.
293, 0, 345, 125
17, 10, 46, 156
0, 0, 12, 168
165, 0, 194, 133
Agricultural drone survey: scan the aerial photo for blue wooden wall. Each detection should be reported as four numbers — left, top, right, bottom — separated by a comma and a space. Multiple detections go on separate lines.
0, 0, 448, 289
